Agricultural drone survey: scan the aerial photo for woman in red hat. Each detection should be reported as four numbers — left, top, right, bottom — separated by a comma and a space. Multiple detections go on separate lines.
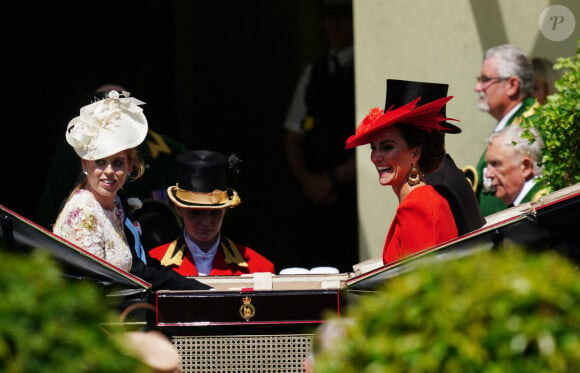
346, 96, 459, 264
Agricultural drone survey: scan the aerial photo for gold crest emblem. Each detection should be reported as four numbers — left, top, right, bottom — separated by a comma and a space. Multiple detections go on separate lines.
239, 296, 256, 321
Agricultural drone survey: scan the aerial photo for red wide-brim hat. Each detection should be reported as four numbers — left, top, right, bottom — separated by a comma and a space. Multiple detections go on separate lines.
345, 96, 459, 149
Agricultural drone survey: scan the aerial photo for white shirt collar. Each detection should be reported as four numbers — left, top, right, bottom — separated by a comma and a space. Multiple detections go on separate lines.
184, 231, 220, 276
494, 102, 522, 132
512, 178, 537, 206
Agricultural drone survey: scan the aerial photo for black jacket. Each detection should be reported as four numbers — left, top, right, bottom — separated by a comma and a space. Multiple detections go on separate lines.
119, 190, 211, 291
426, 154, 486, 236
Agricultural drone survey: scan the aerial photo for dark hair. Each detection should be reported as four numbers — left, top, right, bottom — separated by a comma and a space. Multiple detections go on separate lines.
319, 0, 352, 17
131, 200, 181, 250
396, 123, 446, 173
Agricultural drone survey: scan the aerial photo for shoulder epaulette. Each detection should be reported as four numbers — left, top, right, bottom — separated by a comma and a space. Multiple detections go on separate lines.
146, 129, 172, 158
160, 237, 186, 267
522, 100, 541, 119
220, 236, 249, 268
512, 100, 540, 125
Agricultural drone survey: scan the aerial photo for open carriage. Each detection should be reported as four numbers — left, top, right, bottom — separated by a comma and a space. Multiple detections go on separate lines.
2, 183, 580, 372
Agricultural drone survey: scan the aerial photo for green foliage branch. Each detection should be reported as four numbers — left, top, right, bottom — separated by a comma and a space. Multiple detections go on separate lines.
315, 247, 580, 372
0, 248, 150, 373
522, 38, 580, 192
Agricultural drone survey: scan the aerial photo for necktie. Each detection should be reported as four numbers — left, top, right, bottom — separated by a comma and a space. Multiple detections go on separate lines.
125, 216, 147, 264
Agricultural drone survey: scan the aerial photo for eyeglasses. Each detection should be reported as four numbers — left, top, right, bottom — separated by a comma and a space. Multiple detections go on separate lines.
476, 75, 509, 84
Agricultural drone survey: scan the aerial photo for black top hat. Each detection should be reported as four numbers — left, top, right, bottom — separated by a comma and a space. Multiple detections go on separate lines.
166, 150, 241, 209
384, 79, 461, 134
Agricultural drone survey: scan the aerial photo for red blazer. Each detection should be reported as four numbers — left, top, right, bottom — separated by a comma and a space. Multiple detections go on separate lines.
149, 236, 275, 276
383, 185, 458, 264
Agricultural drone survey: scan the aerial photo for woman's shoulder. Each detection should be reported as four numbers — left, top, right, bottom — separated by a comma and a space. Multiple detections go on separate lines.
54, 190, 99, 232
405, 185, 438, 200
59, 189, 100, 214
401, 185, 448, 209
68, 189, 98, 205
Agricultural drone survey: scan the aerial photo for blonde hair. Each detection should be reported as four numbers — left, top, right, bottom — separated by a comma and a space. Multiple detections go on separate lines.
127, 148, 145, 181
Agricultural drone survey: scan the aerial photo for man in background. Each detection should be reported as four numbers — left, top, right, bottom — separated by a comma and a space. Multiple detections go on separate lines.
282, 0, 358, 272
472, 44, 538, 216
484, 125, 548, 209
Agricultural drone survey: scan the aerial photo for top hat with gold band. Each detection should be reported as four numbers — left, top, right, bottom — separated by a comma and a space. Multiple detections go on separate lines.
167, 150, 241, 209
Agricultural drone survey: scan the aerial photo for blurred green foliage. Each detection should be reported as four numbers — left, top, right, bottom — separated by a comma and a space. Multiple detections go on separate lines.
315, 247, 580, 372
522, 38, 580, 192
0, 247, 150, 372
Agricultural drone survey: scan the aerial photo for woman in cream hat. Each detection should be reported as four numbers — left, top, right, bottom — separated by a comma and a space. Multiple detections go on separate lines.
53, 91, 210, 291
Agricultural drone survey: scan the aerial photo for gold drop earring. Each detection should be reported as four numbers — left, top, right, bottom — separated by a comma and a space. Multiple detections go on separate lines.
407, 163, 421, 186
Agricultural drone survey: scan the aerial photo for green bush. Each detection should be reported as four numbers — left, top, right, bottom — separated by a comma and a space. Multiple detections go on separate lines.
315, 247, 580, 372
0, 248, 150, 372
522, 38, 580, 191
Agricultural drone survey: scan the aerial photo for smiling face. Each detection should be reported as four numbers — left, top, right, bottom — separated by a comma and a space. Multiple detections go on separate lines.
82, 150, 132, 209
370, 126, 420, 193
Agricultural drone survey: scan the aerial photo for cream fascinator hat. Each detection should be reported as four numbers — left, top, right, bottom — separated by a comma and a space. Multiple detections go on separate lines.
66, 90, 148, 160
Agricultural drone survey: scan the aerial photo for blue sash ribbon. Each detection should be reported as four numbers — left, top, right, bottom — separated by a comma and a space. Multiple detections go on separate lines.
124, 216, 147, 264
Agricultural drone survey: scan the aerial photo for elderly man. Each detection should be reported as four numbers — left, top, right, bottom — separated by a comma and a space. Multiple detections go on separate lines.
473, 44, 540, 216
484, 125, 547, 209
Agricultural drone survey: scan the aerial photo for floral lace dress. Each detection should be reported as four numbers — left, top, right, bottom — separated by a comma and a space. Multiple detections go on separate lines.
53, 189, 133, 272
